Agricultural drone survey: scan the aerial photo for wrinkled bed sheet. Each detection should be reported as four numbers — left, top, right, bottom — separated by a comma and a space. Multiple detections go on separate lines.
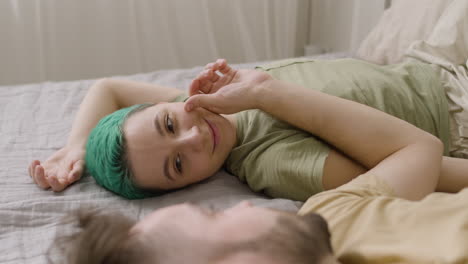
0, 52, 348, 264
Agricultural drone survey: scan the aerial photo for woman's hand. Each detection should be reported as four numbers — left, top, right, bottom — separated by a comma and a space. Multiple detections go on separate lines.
185, 59, 273, 114
28, 145, 85, 192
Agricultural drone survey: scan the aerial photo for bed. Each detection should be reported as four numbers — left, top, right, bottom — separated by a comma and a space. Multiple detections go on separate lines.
0, 52, 349, 264
3, 0, 461, 261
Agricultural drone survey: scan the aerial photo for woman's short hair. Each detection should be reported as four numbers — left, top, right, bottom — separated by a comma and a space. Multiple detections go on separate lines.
84, 103, 166, 199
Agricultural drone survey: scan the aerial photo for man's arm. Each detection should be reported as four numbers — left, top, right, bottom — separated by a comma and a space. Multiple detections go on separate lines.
258, 79, 443, 200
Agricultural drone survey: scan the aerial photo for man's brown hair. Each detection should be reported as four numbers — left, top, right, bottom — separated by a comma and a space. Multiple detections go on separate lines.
47, 209, 150, 264
48, 208, 334, 264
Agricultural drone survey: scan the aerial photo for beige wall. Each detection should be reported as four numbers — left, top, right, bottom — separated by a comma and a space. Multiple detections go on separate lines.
1, 0, 387, 86
308, 0, 387, 53
0, 0, 309, 85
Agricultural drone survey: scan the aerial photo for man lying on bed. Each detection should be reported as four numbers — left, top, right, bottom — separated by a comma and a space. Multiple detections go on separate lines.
49, 62, 468, 263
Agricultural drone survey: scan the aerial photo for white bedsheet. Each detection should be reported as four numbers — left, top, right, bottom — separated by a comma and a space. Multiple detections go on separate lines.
0, 52, 348, 264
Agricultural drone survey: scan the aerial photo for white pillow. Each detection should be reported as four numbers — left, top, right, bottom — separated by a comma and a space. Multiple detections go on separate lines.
356, 0, 453, 65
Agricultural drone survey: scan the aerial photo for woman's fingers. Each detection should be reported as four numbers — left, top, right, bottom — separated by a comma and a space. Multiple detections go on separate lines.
34, 165, 50, 189
209, 60, 236, 86
204, 62, 215, 70
189, 79, 210, 96
48, 175, 66, 192
29, 160, 40, 178
190, 71, 214, 96
189, 59, 233, 97
68, 160, 85, 182
29, 163, 37, 185
189, 79, 198, 96
204, 59, 228, 78
185, 93, 223, 113
218, 62, 234, 76
205, 59, 227, 71
216, 59, 228, 73
32, 163, 66, 191
29, 158, 83, 192
28, 146, 86, 193
199, 70, 214, 92
210, 70, 221, 83
185, 94, 208, 111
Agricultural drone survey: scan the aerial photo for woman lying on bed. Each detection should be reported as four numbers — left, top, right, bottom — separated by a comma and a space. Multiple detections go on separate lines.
28, 57, 468, 200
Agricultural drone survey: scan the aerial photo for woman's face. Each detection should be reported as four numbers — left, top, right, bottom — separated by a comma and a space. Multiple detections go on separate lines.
123, 102, 237, 190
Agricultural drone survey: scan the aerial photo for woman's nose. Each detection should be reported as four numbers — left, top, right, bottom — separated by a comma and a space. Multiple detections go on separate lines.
179, 125, 204, 152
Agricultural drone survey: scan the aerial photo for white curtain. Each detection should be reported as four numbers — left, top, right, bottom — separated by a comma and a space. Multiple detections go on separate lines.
308, 0, 387, 53
0, 0, 309, 85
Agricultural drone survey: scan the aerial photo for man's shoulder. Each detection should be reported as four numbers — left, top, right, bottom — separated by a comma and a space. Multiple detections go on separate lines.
298, 173, 395, 216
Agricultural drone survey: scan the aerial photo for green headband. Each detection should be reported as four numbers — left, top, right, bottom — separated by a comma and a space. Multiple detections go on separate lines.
84, 104, 159, 199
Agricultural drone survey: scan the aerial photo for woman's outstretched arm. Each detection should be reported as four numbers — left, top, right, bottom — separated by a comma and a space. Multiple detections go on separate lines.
67, 79, 183, 147
28, 79, 183, 191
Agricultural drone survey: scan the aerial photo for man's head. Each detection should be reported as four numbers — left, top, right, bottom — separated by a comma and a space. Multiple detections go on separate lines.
49, 202, 339, 264
85, 101, 237, 199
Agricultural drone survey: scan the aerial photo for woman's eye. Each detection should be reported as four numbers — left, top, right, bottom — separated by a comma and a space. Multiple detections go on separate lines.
175, 155, 182, 174
166, 114, 174, 133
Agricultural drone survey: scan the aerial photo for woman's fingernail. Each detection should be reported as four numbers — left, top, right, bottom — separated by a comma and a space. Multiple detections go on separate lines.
186, 103, 193, 111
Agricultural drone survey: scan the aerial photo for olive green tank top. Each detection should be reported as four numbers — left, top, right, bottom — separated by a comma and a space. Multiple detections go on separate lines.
224, 58, 449, 201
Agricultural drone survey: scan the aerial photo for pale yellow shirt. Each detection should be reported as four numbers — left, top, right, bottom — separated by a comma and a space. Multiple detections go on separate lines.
298, 173, 468, 263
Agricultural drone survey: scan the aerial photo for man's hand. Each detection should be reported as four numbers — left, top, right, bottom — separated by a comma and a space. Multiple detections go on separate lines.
185, 59, 273, 114
28, 145, 85, 192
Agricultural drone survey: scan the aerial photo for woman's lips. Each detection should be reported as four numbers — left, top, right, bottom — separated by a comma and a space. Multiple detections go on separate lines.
205, 119, 219, 153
